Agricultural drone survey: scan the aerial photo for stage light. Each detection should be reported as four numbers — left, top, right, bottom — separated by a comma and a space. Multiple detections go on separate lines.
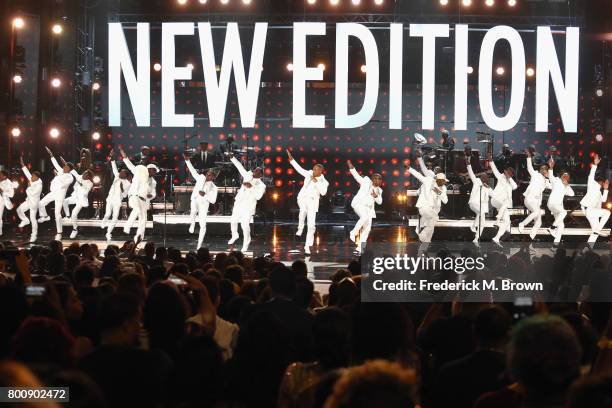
596, 88, 603, 97
199, 0, 207, 3
177, 0, 188, 5
330, 0, 339, 5
272, 192, 279, 201
307, 0, 316, 4
526, 67, 535, 77
51, 77, 61, 88
351, 0, 361, 4
439, 0, 448, 5
462, 0, 472, 6
13, 74, 22, 83
13, 17, 24, 29
606, 202, 612, 210
485, 0, 494, 6
52, 24, 63, 34
153, 62, 162, 72
496, 66, 505, 76
595, 134, 604, 142
92, 131, 101, 141
49, 128, 60, 138
467, 66, 474, 74
286, 63, 294, 71
11, 127, 21, 137
93, 175, 101, 184
186, 63, 195, 71
374, 0, 383, 4
508, 0, 516, 6
220, 0, 229, 4
92, 82, 101, 91
360, 64, 367, 73
242, 0, 251, 4
318, 63, 326, 71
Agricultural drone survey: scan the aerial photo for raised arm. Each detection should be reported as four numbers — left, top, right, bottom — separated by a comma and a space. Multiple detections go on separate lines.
417, 157, 435, 178
408, 167, 426, 183
466, 163, 478, 184
289, 159, 310, 179
185, 157, 200, 181
119, 147, 136, 173
111, 161, 119, 177
489, 160, 502, 180
22, 166, 32, 181
230, 156, 249, 180
526, 156, 537, 178
70, 169, 82, 182
347, 160, 364, 184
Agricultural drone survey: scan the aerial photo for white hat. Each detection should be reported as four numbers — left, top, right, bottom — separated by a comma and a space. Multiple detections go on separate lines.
414, 133, 427, 144
146, 164, 159, 173
435, 173, 449, 182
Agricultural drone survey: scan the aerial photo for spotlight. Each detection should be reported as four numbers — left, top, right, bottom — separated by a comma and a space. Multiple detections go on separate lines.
92, 131, 101, 141
52, 24, 62, 34
374, 0, 383, 4
177, 0, 188, 4
13, 17, 25, 29
351, 0, 361, 4
595, 134, 604, 142
317, 63, 326, 71
286, 63, 294, 71
272, 192, 279, 201
496, 66, 505, 76
11, 127, 21, 137
467, 66, 474, 74
526, 67, 535, 77
186, 63, 194, 70
199, 0, 207, 3
462, 0, 472, 6
92, 82, 101, 91
51, 77, 61, 88
242, 0, 251, 4
439, 0, 448, 5
360, 64, 367, 73
508, 0, 516, 6
13, 74, 23, 84
330, 0, 339, 5
485, 0, 494, 6
49, 128, 60, 138
307, 0, 316, 4
93, 175, 101, 184
153, 62, 162, 71
596, 88, 603, 97
220, 0, 229, 4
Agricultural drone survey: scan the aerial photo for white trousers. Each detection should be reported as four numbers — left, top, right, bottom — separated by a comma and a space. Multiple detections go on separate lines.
102, 198, 122, 234
126, 196, 148, 239
352, 205, 374, 244
38, 193, 65, 234
298, 203, 318, 248
584, 207, 610, 243
230, 204, 252, 251
194, 200, 210, 249
418, 207, 439, 243
63, 196, 86, 230
492, 198, 511, 240
0, 203, 5, 235
17, 201, 38, 237
548, 202, 567, 243
521, 197, 544, 239
469, 202, 486, 239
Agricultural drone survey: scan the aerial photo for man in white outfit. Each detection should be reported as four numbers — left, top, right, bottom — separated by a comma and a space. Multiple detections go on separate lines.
347, 160, 382, 252
63, 167, 94, 239
0, 170, 15, 236
17, 157, 43, 242
38, 147, 75, 240
490, 161, 517, 245
466, 156, 491, 242
228, 153, 266, 253
286, 149, 329, 255
546, 159, 575, 244
184, 153, 219, 249
408, 165, 448, 243
119, 147, 157, 242
580, 154, 609, 243
518, 150, 551, 240
101, 151, 131, 241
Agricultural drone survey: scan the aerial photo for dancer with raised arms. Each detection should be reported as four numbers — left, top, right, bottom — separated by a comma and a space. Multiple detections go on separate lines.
347, 160, 382, 253
184, 153, 219, 250
546, 158, 575, 244
17, 157, 43, 243
580, 154, 609, 243
101, 149, 131, 241
518, 149, 551, 240
38, 147, 75, 240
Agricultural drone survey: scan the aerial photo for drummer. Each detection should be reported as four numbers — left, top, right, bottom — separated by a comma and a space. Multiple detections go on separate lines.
191, 141, 217, 172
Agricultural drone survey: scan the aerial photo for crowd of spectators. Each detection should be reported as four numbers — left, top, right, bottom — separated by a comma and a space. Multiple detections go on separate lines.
0, 238, 611, 408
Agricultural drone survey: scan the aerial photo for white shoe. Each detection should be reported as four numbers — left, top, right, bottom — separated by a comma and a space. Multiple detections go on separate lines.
106, 232, 112, 242
63, 216, 71, 222
228, 235, 239, 245
29, 235, 37, 243
54, 233, 62, 240
529, 230, 537, 240
38, 216, 50, 223
18, 220, 30, 228
349, 230, 356, 243
189, 223, 195, 234
70, 230, 78, 239
241, 246, 249, 253
469, 225, 476, 233
304, 246, 311, 255
296, 228, 303, 237
123, 226, 130, 234
100, 221, 107, 229
472, 236, 479, 243
518, 223, 525, 234
492, 237, 502, 246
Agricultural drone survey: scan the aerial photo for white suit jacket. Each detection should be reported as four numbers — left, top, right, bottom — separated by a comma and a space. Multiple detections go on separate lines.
107, 161, 131, 203
231, 157, 266, 215
350, 167, 382, 218
22, 167, 43, 207
467, 164, 491, 213
185, 159, 218, 205
490, 161, 517, 206
409, 167, 448, 211
523, 157, 551, 202
580, 164, 608, 209
69, 170, 94, 207
290, 159, 329, 212
547, 168, 575, 206
0, 178, 14, 210
49, 157, 74, 198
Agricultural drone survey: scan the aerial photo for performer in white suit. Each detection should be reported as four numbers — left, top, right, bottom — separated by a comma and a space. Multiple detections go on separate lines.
408, 165, 448, 243
490, 161, 517, 245
465, 156, 491, 242
17, 157, 43, 242
0, 169, 15, 236
546, 159, 575, 244
101, 152, 131, 241
63, 167, 94, 239
38, 147, 75, 239
580, 154, 610, 243
119, 147, 158, 242
228, 153, 266, 253
518, 150, 551, 239
286, 150, 329, 255
347, 160, 382, 252
184, 154, 219, 249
